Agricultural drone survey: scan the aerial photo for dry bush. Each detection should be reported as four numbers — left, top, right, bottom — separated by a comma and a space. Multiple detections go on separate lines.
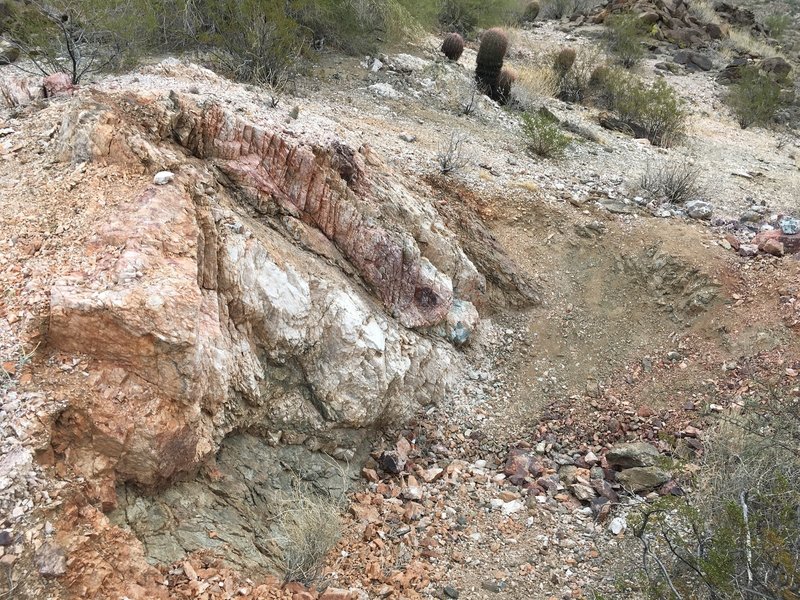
639, 159, 705, 204
555, 46, 606, 103
272, 485, 343, 585
436, 131, 470, 174
5, 0, 125, 84
509, 65, 560, 109
539, 0, 597, 20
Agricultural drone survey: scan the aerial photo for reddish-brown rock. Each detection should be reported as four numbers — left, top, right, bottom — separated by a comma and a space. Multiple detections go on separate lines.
754, 229, 799, 255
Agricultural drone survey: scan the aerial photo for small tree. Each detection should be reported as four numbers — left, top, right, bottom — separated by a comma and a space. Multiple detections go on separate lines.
606, 12, 645, 68
6, 0, 124, 84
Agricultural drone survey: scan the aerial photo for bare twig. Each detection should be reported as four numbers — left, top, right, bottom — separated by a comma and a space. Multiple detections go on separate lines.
435, 132, 470, 175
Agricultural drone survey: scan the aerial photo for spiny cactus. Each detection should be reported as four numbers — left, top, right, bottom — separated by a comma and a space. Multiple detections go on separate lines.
475, 28, 509, 102
496, 67, 517, 105
589, 65, 612, 90
441, 32, 465, 61
522, 0, 540, 23
554, 47, 577, 74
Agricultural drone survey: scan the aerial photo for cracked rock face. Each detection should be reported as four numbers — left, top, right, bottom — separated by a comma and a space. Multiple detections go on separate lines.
42, 91, 536, 506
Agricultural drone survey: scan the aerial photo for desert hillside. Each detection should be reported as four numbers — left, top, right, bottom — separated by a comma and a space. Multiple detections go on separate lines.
1, 0, 799, 599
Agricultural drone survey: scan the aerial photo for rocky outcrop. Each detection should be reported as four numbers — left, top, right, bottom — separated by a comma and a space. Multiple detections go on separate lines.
40, 89, 534, 507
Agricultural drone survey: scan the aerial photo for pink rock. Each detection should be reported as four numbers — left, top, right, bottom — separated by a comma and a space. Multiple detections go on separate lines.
753, 229, 799, 255
43, 73, 76, 98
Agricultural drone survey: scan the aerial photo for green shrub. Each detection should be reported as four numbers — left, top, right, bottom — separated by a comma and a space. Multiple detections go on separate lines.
605, 12, 645, 68
521, 109, 570, 157
437, 0, 523, 34
763, 14, 792, 39
630, 393, 800, 600
727, 65, 785, 129
539, 0, 595, 19
596, 71, 687, 147
556, 47, 603, 103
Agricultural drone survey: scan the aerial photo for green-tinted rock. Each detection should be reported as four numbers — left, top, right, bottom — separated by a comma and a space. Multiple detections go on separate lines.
616, 466, 671, 492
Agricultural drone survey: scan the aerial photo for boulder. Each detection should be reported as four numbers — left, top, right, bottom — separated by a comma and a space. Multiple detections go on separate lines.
0, 40, 19, 65
639, 11, 661, 25
753, 229, 800, 255
705, 22, 727, 39
674, 50, 713, 71
40, 89, 537, 500
606, 442, 661, 468
43, 72, 76, 97
685, 200, 713, 219
616, 467, 672, 492
760, 57, 792, 82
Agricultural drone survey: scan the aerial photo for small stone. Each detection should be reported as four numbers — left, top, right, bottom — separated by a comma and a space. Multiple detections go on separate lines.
153, 171, 175, 185
0, 531, 12, 546
682, 426, 702, 438
724, 233, 740, 251
35, 542, 67, 578
379, 450, 406, 474
571, 483, 597, 501
320, 588, 354, 600
481, 581, 502, 593
761, 238, 784, 257
501, 499, 525, 515
609, 517, 626, 535
399, 133, 417, 143
617, 467, 671, 492
443, 585, 460, 598
362, 468, 379, 482
780, 217, 799, 235
739, 243, 759, 257
685, 200, 713, 220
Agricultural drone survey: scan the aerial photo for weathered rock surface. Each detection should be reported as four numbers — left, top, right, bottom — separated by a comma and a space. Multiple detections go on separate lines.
753, 229, 800, 255
616, 466, 672, 492
606, 442, 661, 469
41, 91, 534, 505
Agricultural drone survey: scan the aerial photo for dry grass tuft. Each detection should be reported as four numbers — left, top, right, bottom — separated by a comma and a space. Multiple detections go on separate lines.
272, 486, 343, 585
509, 66, 560, 109
723, 28, 786, 60
686, 0, 720, 24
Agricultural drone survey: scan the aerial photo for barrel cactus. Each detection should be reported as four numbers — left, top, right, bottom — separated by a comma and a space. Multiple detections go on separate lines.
496, 67, 517, 104
441, 32, 465, 61
554, 47, 577, 74
475, 28, 509, 101
522, 0, 540, 22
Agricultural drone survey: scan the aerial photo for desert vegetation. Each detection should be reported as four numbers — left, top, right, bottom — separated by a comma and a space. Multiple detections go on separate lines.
629, 381, 800, 599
